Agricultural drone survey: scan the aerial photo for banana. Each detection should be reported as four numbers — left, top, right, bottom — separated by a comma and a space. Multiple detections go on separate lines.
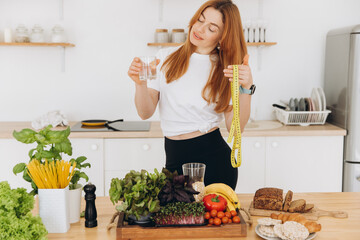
207, 191, 236, 212
205, 183, 241, 209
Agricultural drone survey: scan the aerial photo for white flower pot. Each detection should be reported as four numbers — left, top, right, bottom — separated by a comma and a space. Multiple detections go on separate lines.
69, 184, 82, 223
38, 186, 70, 233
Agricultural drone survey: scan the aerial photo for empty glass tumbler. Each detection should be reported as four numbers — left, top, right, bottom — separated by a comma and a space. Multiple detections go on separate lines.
139, 56, 157, 81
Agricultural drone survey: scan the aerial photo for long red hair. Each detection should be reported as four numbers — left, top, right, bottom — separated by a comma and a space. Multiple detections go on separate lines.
161, 0, 247, 113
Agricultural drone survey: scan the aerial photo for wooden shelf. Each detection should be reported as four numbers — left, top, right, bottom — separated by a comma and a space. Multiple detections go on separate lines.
147, 42, 277, 47
0, 42, 75, 47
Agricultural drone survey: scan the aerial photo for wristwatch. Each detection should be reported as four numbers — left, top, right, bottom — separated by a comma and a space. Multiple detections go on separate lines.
240, 84, 256, 95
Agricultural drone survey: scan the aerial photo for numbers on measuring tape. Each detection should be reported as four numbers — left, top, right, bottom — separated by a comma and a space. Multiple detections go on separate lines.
227, 65, 242, 168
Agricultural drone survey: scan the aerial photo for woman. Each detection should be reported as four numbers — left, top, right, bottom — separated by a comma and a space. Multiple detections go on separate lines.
127, 0, 254, 190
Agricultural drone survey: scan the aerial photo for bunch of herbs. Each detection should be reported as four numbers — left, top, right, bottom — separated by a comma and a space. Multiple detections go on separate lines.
12, 125, 90, 194
109, 169, 167, 220
157, 169, 199, 206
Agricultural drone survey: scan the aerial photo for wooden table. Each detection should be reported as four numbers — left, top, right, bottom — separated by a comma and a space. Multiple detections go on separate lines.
39, 192, 360, 240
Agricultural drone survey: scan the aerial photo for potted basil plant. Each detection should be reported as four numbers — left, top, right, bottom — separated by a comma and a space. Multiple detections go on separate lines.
12, 125, 91, 223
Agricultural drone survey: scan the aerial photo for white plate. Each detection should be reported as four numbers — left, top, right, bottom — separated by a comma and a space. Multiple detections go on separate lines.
255, 225, 317, 240
317, 87, 326, 111
311, 88, 322, 111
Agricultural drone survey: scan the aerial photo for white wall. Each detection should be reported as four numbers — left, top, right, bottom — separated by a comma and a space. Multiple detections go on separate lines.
0, 0, 359, 122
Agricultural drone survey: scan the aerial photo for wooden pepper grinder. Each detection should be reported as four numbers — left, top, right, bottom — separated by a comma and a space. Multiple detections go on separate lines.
84, 183, 98, 228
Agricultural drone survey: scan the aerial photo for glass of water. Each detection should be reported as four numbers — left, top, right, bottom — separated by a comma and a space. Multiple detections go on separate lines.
139, 56, 157, 81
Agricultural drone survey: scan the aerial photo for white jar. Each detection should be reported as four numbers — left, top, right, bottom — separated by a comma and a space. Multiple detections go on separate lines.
30, 24, 45, 43
155, 29, 168, 43
4, 28, 12, 43
15, 24, 30, 43
171, 29, 186, 43
51, 25, 66, 43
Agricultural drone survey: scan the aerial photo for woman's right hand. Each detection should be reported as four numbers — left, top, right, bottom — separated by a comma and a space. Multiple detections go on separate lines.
128, 57, 143, 85
128, 57, 160, 85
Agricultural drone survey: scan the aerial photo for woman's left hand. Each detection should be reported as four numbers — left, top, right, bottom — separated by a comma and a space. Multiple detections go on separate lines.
223, 65, 253, 89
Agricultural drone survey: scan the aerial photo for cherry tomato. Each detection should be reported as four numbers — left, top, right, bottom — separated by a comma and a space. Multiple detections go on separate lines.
228, 218, 232, 223
232, 216, 240, 223
225, 212, 232, 218
210, 209, 218, 218
230, 210, 237, 217
214, 217, 222, 226
204, 212, 211, 220
209, 218, 214, 225
217, 211, 225, 219
222, 216, 229, 224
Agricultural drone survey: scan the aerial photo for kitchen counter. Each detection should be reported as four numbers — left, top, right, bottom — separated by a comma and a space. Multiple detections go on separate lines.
38, 192, 360, 240
0, 121, 346, 138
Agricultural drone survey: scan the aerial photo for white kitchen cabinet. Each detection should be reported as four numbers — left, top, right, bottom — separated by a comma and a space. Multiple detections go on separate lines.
104, 138, 166, 196
70, 138, 105, 196
225, 137, 266, 194
265, 136, 343, 192
0, 139, 35, 192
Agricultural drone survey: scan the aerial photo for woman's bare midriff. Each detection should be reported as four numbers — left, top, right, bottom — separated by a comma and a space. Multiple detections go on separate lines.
166, 127, 219, 140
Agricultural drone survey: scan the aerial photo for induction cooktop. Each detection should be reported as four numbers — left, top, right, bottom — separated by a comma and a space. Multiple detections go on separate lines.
70, 121, 151, 132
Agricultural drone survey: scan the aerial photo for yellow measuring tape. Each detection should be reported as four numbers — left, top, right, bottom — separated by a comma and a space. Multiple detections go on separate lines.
227, 55, 249, 168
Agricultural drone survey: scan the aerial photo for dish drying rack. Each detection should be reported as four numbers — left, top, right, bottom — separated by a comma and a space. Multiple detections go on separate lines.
273, 107, 331, 126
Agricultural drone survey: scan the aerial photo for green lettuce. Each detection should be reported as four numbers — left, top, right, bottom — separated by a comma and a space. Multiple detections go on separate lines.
0, 181, 47, 240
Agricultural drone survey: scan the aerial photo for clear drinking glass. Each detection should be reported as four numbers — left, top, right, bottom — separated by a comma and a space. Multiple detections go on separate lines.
139, 56, 157, 81
182, 163, 206, 202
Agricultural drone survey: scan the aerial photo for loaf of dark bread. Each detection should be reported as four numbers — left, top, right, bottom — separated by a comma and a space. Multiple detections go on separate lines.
254, 188, 283, 210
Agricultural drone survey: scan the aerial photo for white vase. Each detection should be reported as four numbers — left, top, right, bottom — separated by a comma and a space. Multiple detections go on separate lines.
69, 184, 82, 223
38, 186, 70, 233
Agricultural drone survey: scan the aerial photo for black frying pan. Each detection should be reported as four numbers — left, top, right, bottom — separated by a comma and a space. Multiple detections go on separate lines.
81, 119, 123, 127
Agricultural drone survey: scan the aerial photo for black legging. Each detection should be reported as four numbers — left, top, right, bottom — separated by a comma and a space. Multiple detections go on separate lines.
164, 128, 238, 190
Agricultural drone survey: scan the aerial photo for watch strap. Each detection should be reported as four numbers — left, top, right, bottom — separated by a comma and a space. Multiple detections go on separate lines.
239, 85, 252, 94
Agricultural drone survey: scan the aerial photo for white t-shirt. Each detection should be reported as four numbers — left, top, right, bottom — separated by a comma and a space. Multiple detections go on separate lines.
147, 47, 224, 137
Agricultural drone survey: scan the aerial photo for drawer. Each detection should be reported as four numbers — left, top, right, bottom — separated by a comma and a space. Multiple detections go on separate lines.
104, 138, 166, 171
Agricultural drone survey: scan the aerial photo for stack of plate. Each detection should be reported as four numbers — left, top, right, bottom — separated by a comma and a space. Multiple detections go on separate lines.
274, 87, 331, 126
286, 88, 326, 112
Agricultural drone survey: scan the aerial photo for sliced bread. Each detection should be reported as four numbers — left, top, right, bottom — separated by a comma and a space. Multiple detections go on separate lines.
282, 190, 293, 211
288, 199, 306, 213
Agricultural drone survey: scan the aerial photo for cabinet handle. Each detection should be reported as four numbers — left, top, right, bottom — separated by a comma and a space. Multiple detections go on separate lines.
254, 142, 261, 148
143, 144, 150, 151
272, 142, 279, 148
91, 144, 98, 151
357, 176, 360, 182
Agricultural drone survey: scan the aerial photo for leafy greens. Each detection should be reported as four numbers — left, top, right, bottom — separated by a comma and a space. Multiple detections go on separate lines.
109, 169, 167, 220
0, 181, 47, 240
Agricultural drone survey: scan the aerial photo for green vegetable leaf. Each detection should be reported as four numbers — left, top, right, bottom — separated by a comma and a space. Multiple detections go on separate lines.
76, 156, 87, 164
13, 129, 37, 144
39, 150, 55, 159
54, 138, 72, 156
79, 172, 89, 182
34, 133, 46, 143
13, 163, 26, 175
22, 170, 32, 183
28, 148, 37, 159
46, 127, 70, 143
81, 163, 91, 168
0, 181, 47, 239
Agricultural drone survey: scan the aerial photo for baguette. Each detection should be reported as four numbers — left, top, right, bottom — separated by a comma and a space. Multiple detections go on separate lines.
270, 213, 321, 233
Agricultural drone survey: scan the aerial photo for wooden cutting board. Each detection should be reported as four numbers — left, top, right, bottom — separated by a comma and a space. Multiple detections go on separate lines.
116, 211, 247, 239
248, 201, 348, 221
